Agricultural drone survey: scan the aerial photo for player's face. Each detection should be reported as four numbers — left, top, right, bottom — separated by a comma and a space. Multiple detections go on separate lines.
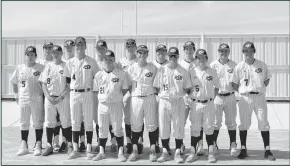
25, 52, 37, 63
75, 43, 87, 54
196, 55, 208, 67
43, 47, 52, 56
96, 46, 107, 55
156, 49, 167, 60
126, 45, 137, 54
168, 54, 179, 63
52, 51, 63, 60
243, 49, 255, 60
218, 49, 230, 60
103, 56, 115, 67
64, 46, 75, 55
184, 46, 195, 56
137, 50, 148, 61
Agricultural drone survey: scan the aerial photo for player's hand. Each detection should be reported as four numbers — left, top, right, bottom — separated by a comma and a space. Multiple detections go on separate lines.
54, 97, 63, 104
48, 96, 58, 105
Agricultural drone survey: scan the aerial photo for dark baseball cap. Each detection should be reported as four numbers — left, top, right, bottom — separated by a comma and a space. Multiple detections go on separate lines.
64, 40, 75, 47
96, 40, 107, 48
183, 41, 195, 48
218, 43, 230, 51
136, 45, 149, 52
126, 39, 136, 47
75, 36, 86, 45
196, 49, 207, 56
156, 44, 167, 51
105, 50, 115, 57
51, 45, 63, 53
168, 47, 179, 56
43, 42, 53, 48
25, 46, 37, 54
243, 41, 255, 50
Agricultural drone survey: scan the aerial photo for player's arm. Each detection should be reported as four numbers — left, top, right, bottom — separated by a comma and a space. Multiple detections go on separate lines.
214, 87, 219, 98
264, 79, 270, 87
230, 66, 240, 92
10, 67, 20, 104
41, 82, 58, 105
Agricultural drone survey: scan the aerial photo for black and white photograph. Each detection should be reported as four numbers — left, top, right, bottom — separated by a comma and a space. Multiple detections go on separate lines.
1, 1, 289, 165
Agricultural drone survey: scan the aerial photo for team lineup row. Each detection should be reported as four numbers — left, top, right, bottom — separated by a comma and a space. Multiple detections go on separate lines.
10, 36, 276, 163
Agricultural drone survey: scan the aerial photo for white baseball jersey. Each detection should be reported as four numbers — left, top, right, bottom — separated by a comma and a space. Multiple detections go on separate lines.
37, 59, 51, 66
63, 55, 100, 132
153, 60, 169, 69
232, 59, 271, 131
93, 67, 129, 103
210, 60, 237, 130
179, 59, 196, 71
117, 57, 138, 71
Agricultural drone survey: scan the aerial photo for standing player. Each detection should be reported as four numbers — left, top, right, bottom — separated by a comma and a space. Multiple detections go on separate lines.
179, 41, 198, 155
154, 47, 192, 163
210, 43, 239, 157
63, 39, 86, 152
127, 45, 159, 162
231, 41, 276, 160
92, 50, 128, 162
63, 36, 100, 160
117, 39, 145, 154
39, 45, 73, 156
188, 49, 220, 163
10, 46, 45, 156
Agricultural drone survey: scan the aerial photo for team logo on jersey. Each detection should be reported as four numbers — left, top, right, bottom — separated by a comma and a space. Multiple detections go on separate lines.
84, 65, 91, 69
59, 70, 64, 74
175, 75, 183, 80
206, 75, 213, 81
33, 71, 41, 76
145, 72, 153, 77
228, 69, 234, 73
111, 78, 119, 82
255, 68, 262, 73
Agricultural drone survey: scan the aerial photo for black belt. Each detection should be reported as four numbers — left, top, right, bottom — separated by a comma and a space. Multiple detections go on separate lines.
218, 92, 234, 96
136, 94, 153, 97
191, 98, 213, 103
71, 88, 91, 92
51, 95, 59, 97
249, 91, 259, 94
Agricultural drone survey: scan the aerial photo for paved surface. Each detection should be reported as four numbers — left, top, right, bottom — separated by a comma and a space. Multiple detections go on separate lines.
1, 101, 289, 165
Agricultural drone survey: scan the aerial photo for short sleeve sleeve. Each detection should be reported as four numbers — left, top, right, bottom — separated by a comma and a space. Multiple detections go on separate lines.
184, 70, 192, 89
93, 72, 100, 91
10, 66, 19, 84
63, 62, 71, 78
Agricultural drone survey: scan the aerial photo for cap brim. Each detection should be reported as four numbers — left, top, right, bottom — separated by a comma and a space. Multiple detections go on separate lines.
168, 53, 178, 56
137, 48, 148, 52
218, 48, 230, 50
43, 45, 53, 48
156, 48, 167, 51
183, 45, 195, 48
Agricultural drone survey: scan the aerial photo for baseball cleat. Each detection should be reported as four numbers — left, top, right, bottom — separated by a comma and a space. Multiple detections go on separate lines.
92, 153, 106, 161
110, 144, 118, 153
174, 152, 184, 163
53, 144, 60, 151
68, 150, 80, 160
230, 142, 239, 157
16, 141, 29, 156
86, 144, 94, 160
42, 146, 53, 156
238, 149, 248, 159
264, 150, 276, 161
149, 148, 157, 162
208, 154, 217, 163
186, 147, 198, 163
126, 143, 132, 154
118, 154, 127, 162
79, 142, 86, 152
157, 152, 171, 163
33, 141, 42, 156
58, 142, 67, 152
128, 149, 138, 161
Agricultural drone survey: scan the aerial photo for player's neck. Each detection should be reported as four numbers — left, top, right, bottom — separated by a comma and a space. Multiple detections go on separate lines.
44, 55, 53, 61
127, 53, 136, 61
156, 58, 167, 64
96, 54, 104, 61
167, 62, 178, 69
66, 53, 74, 60
138, 61, 147, 67
184, 56, 194, 63
53, 59, 62, 65
219, 58, 229, 65
26, 61, 36, 67
76, 54, 86, 60
198, 65, 207, 71
245, 58, 255, 65
104, 66, 114, 73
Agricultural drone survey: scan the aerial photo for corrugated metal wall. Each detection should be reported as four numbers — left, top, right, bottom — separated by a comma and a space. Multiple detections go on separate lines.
2, 34, 289, 100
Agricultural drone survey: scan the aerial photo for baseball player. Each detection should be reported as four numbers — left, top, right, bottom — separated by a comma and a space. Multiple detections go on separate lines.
39, 45, 73, 156
63, 39, 86, 152
231, 41, 275, 160
209, 43, 239, 157
154, 47, 192, 163
179, 41, 198, 155
188, 49, 220, 163
92, 50, 128, 162
126, 45, 159, 162
117, 39, 144, 154
63, 36, 100, 160
10, 46, 45, 156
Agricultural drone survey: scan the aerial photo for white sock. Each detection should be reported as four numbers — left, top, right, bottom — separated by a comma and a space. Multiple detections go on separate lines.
73, 143, 78, 151
119, 147, 124, 155
265, 146, 270, 150
100, 146, 105, 154
241, 145, 246, 149
126, 137, 131, 144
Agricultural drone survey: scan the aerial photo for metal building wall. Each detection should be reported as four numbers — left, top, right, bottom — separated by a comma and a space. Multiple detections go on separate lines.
2, 34, 289, 100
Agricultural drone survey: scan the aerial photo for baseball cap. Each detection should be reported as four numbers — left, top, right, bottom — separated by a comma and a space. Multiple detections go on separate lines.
51, 45, 63, 53
25, 46, 37, 54
75, 36, 86, 45
43, 42, 53, 48
136, 45, 149, 52
243, 41, 255, 50
64, 40, 75, 47
183, 41, 195, 48
126, 39, 136, 47
156, 44, 167, 51
105, 50, 115, 57
96, 40, 107, 48
167, 47, 179, 56
195, 49, 208, 56
218, 43, 230, 51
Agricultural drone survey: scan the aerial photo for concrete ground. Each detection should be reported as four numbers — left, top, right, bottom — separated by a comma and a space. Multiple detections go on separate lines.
1, 101, 289, 165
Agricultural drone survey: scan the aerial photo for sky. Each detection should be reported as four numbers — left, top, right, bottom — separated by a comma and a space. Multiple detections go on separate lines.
2, 1, 289, 37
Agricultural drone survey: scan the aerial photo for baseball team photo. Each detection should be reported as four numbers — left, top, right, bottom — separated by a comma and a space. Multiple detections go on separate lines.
1, 1, 289, 165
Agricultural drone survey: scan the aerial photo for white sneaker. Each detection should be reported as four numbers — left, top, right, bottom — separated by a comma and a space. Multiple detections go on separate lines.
196, 141, 204, 156
92, 152, 106, 161
185, 147, 198, 162
174, 149, 184, 163
208, 145, 217, 163
16, 141, 29, 156
33, 141, 42, 156
230, 142, 239, 157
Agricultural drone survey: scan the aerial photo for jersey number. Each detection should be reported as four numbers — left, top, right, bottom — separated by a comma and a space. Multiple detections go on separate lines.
72, 74, 76, 80
47, 78, 51, 84
100, 87, 105, 94
244, 79, 249, 86
163, 84, 169, 91
21, 81, 26, 87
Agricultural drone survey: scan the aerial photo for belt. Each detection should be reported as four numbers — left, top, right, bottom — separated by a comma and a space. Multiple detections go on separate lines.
191, 98, 213, 103
136, 94, 153, 97
51, 95, 59, 97
218, 92, 234, 96
71, 88, 91, 92
249, 91, 259, 94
